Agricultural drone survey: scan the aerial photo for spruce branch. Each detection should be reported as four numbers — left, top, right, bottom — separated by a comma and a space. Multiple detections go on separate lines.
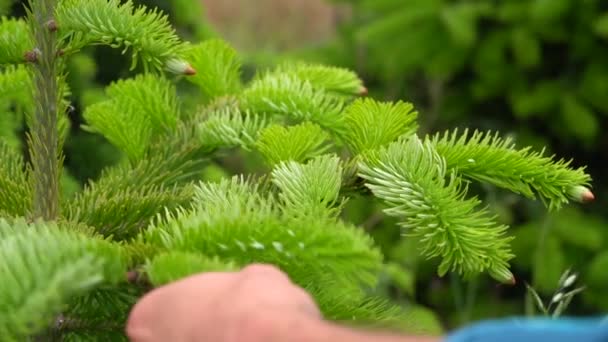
0, 218, 126, 340
0, 65, 71, 149
106, 74, 180, 131
83, 74, 180, 162
143, 176, 383, 291
83, 100, 152, 162
255, 122, 332, 166
145, 252, 238, 286
358, 136, 514, 282
0, 65, 34, 117
308, 285, 431, 332
67, 183, 193, 240
66, 115, 212, 239
274, 61, 367, 97
0, 88, 24, 148
26, 0, 62, 220
55, 0, 191, 73
342, 98, 419, 154
0, 141, 32, 217
63, 283, 141, 333
271, 154, 343, 218
240, 73, 346, 135
184, 39, 242, 101
0, 17, 32, 65
430, 129, 593, 210
198, 106, 270, 151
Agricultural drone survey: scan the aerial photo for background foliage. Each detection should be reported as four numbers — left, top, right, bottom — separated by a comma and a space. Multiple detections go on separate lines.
297, 0, 608, 326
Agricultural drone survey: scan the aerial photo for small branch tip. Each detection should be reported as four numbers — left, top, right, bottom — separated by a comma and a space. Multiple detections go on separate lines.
184, 65, 197, 76
359, 86, 368, 96
45, 19, 58, 32
582, 190, 595, 203
126, 271, 139, 283
24, 49, 40, 63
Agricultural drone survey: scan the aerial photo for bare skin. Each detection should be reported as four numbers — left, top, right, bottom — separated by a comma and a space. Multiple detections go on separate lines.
126, 264, 442, 342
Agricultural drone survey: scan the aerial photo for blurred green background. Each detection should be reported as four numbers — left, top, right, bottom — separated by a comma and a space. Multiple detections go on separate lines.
3, 0, 607, 331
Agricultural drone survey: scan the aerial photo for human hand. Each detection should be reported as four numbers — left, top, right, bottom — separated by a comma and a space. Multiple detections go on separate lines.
126, 264, 323, 342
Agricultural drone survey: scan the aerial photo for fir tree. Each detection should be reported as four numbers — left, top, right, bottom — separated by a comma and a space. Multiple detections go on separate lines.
0, 0, 593, 340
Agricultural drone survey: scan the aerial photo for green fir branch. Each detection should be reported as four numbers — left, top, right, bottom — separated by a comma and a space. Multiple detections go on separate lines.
310, 286, 439, 334
198, 106, 270, 151
0, 17, 31, 65
143, 176, 383, 291
83, 100, 152, 162
430, 129, 593, 209
146, 252, 238, 286
62, 330, 128, 342
66, 115, 212, 239
56, 0, 188, 72
274, 61, 367, 97
240, 73, 346, 135
184, 39, 242, 100
0, 218, 126, 340
106, 74, 180, 131
342, 98, 419, 154
271, 154, 343, 218
0, 141, 31, 217
255, 122, 332, 166
66, 183, 193, 240
0, 65, 71, 149
83, 74, 180, 162
0, 65, 34, 115
359, 136, 514, 282
63, 283, 141, 334
64, 142, 206, 240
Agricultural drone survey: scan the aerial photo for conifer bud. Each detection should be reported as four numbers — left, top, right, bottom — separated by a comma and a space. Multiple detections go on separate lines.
126, 270, 141, 283
45, 19, 58, 32
165, 58, 196, 76
24, 48, 41, 63
567, 185, 595, 203
489, 265, 516, 285
359, 86, 368, 96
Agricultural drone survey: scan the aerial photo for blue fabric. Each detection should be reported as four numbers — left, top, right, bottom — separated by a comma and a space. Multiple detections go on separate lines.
446, 317, 608, 342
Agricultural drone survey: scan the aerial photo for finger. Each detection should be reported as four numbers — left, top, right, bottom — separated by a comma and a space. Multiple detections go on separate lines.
240, 263, 292, 284
236, 268, 322, 319
126, 272, 238, 340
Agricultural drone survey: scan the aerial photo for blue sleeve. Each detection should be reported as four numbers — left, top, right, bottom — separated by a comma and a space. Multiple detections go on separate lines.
446, 317, 608, 342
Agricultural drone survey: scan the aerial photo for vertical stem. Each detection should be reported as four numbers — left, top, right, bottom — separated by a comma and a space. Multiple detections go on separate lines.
28, 0, 61, 220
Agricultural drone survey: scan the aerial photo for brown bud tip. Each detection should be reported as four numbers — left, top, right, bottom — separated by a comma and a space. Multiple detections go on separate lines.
24, 50, 39, 63
567, 185, 595, 204
184, 65, 197, 76
46, 19, 58, 32
582, 190, 595, 203
508, 276, 516, 285
359, 86, 368, 96
165, 58, 196, 76
56, 49, 65, 57
126, 271, 139, 283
